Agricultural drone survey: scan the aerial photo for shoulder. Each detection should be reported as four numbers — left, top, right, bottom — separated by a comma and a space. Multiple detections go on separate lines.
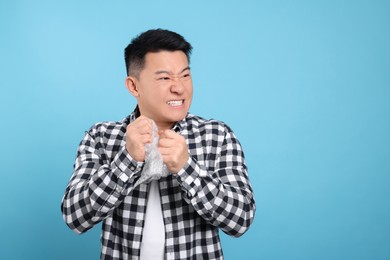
86, 115, 130, 139
184, 113, 234, 135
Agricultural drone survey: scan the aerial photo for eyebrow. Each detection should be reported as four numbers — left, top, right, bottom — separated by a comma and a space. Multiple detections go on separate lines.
155, 66, 191, 75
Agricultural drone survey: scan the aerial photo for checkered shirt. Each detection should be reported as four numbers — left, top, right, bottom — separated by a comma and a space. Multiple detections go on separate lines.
61, 111, 256, 260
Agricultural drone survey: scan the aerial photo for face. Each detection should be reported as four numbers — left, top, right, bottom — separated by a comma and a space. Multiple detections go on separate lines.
126, 50, 193, 130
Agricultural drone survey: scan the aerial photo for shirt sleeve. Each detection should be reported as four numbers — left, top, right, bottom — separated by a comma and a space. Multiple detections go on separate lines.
175, 124, 256, 237
61, 127, 144, 234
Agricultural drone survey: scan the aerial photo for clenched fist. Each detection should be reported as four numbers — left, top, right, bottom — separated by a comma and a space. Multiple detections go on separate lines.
125, 116, 153, 162
158, 130, 189, 174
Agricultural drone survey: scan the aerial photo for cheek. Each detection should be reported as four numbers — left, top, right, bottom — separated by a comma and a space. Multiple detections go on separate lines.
142, 86, 161, 99
149, 89, 167, 106
186, 83, 193, 94
188, 87, 194, 99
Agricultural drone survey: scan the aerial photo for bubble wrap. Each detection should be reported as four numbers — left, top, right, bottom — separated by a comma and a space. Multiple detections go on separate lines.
134, 121, 169, 188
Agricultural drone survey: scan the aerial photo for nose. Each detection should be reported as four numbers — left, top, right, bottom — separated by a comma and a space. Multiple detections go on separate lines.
170, 78, 185, 94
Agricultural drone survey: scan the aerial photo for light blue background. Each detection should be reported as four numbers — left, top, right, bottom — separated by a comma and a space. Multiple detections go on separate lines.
1, 0, 389, 259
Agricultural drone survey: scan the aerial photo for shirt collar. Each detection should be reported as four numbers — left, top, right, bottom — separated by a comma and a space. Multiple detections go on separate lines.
172, 116, 187, 133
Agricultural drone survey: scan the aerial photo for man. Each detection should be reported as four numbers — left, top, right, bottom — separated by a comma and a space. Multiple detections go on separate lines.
61, 29, 255, 260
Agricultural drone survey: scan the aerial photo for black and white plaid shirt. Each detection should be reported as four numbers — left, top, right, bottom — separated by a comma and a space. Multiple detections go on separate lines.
61, 111, 256, 260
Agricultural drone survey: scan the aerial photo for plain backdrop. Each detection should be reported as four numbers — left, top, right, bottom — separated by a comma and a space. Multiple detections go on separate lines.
1, 0, 389, 259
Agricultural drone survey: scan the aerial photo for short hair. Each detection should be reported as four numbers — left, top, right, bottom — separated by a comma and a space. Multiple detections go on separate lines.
124, 29, 193, 77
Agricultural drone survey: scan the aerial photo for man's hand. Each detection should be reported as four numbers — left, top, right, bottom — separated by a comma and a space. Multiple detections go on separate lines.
125, 116, 153, 162
158, 130, 189, 174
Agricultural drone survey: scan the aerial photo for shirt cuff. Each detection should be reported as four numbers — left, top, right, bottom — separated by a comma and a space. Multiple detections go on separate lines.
176, 156, 206, 198
112, 146, 144, 191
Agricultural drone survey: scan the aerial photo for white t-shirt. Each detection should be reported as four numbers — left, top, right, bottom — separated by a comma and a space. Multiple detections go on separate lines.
139, 180, 165, 260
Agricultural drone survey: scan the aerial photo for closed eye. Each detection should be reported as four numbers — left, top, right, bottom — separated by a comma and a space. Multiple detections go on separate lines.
181, 73, 191, 80
158, 77, 171, 81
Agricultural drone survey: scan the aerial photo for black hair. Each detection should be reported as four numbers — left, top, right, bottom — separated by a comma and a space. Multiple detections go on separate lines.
124, 29, 193, 77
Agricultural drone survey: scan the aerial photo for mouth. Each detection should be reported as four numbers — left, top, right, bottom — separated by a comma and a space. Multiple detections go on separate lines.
167, 100, 184, 107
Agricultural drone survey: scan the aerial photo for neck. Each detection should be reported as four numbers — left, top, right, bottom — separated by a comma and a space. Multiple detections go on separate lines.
155, 121, 175, 131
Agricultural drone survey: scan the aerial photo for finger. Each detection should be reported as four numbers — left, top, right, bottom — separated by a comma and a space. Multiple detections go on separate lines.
136, 117, 152, 128
158, 130, 165, 137
158, 147, 172, 156
158, 138, 175, 148
136, 124, 153, 134
140, 133, 153, 144
130, 119, 153, 134
128, 119, 149, 131
159, 129, 178, 139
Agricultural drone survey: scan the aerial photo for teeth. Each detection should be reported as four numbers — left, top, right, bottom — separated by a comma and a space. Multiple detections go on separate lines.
167, 100, 183, 106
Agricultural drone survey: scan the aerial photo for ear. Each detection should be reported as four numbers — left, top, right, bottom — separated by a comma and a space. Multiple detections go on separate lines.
125, 76, 139, 98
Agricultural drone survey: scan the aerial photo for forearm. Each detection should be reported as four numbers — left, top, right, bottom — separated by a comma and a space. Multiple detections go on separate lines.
62, 144, 143, 234
176, 156, 255, 237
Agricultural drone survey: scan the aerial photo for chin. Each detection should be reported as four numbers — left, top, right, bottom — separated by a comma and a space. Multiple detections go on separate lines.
171, 114, 187, 122
166, 111, 188, 122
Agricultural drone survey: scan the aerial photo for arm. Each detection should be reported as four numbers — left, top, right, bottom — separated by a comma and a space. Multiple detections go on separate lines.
61, 126, 144, 234
175, 126, 255, 237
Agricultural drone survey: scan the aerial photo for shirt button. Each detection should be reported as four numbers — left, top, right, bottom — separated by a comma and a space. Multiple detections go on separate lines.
115, 186, 122, 193
130, 166, 135, 171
